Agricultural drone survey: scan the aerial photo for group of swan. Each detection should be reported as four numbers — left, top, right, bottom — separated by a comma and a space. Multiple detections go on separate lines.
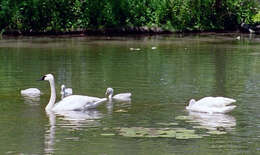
22, 73, 237, 114
38, 74, 131, 112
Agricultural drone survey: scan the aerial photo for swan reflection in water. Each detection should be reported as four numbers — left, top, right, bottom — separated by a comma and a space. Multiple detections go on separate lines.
44, 110, 103, 154
106, 99, 131, 115
22, 96, 40, 105
188, 111, 236, 131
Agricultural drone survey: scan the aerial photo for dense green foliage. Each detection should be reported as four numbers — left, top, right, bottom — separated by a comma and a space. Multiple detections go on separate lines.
0, 0, 258, 34
253, 10, 260, 22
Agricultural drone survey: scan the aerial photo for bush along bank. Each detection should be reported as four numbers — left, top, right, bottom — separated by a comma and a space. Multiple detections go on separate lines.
0, 0, 258, 35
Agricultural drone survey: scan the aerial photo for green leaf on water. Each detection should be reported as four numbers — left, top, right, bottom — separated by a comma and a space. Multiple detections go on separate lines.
116, 127, 202, 139
207, 130, 227, 135
101, 133, 116, 136
185, 120, 198, 123
192, 126, 207, 129
156, 122, 179, 126
176, 132, 203, 139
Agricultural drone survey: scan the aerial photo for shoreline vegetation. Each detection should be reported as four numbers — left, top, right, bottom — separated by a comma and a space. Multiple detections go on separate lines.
0, 0, 259, 36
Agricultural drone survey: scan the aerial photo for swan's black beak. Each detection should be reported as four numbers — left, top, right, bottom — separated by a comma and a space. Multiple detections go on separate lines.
37, 75, 46, 81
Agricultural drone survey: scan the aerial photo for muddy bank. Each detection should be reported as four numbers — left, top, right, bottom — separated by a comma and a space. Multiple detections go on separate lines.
2, 25, 254, 37
2, 27, 173, 36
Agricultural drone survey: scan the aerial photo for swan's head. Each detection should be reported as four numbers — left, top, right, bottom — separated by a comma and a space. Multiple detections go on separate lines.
40, 74, 54, 81
105, 87, 114, 99
61, 84, 66, 92
188, 99, 196, 107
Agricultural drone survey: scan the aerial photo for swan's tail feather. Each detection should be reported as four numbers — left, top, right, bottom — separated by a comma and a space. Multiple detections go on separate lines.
84, 98, 107, 109
222, 105, 236, 113
222, 97, 236, 103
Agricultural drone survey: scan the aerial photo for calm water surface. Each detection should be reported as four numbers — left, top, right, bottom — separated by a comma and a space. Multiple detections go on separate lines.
0, 34, 260, 154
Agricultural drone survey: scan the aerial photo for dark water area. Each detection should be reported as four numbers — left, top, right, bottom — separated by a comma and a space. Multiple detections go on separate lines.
0, 34, 260, 154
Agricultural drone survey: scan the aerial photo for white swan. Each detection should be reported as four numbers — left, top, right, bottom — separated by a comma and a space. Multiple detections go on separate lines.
186, 97, 236, 114
105, 87, 131, 102
21, 88, 41, 97
40, 74, 107, 112
60, 84, 73, 99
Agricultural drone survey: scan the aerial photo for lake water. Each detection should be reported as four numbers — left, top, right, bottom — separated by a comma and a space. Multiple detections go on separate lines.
0, 34, 260, 154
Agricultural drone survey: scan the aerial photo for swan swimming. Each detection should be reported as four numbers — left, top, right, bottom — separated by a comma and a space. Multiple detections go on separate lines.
60, 84, 73, 99
21, 88, 41, 97
186, 97, 236, 114
105, 87, 131, 102
40, 74, 107, 112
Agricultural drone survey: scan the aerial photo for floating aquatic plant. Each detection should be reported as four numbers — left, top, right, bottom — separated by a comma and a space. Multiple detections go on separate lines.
207, 130, 227, 135
116, 127, 203, 139
101, 133, 116, 136
156, 122, 179, 126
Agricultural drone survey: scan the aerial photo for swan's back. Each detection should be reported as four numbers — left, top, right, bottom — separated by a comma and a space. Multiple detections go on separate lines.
196, 97, 236, 107
52, 95, 101, 111
60, 85, 73, 99
21, 88, 41, 97
64, 88, 73, 96
187, 96, 236, 114
113, 93, 132, 101
187, 104, 236, 114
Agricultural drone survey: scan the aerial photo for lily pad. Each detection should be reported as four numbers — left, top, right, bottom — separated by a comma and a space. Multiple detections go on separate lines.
116, 127, 202, 139
207, 130, 227, 135
118, 127, 150, 137
156, 122, 179, 126
176, 132, 203, 139
192, 126, 208, 129
175, 128, 195, 134
157, 130, 176, 138
101, 133, 116, 136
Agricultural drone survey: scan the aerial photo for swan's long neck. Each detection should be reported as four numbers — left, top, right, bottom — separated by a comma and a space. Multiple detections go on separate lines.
45, 79, 56, 111
61, 92, 65, 100
108, 94, 113, 101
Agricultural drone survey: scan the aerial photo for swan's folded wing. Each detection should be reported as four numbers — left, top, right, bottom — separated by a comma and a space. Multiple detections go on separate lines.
113, 93, 131, 101
53, 95, 101, 111
197, 97, 236, 107
65, 88, 73, 96
216, 97, 236, 105
84, 98, 107, 109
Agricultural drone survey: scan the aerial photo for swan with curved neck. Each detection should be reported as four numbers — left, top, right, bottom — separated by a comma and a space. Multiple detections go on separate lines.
186, 97, 236, 114
105, 87, 131, 102
40, 74, 107, 112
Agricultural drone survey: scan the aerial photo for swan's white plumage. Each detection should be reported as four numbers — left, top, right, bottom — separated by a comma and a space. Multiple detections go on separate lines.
186, 97, 236, 114
113, 93, 131, 101
41, 74, 107, 112
52, 95, 106, 111
60, 84, 73, 99
105, 88, 131, 102
21, 88, 41, 97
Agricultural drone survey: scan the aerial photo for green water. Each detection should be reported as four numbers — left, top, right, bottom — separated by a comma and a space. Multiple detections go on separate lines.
1, 34, 260, 154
